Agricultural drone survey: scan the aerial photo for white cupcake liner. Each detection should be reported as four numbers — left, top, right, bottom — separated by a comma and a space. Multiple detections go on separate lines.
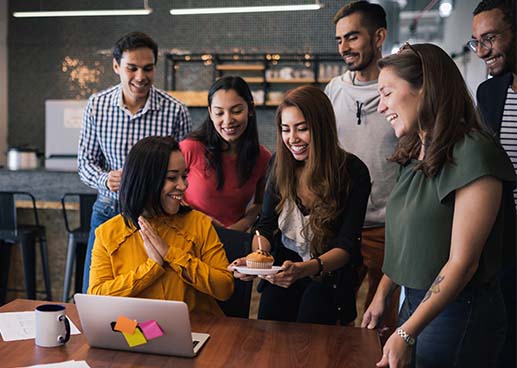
246, 260, 274, 269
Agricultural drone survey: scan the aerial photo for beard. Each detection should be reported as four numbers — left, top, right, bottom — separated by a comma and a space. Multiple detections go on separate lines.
507, 41, 516, 74
343, 39, 377, 72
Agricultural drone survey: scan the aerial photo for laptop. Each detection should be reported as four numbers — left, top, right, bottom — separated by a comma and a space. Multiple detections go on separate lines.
74, 293, 209, 357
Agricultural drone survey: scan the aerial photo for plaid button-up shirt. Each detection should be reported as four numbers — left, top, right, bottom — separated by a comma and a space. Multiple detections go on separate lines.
78, 84, 191, 199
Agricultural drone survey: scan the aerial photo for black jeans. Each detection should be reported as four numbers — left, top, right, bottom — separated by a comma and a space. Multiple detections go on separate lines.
257, 276, 345, 325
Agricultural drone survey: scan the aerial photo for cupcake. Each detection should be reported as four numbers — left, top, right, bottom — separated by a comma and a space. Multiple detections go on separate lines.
246, 249, 274, 269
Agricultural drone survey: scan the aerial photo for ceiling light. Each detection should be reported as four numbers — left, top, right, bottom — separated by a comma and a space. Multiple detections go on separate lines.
13, 0, 152, 18
439, 0, 453, 17
170, 2, 323, 15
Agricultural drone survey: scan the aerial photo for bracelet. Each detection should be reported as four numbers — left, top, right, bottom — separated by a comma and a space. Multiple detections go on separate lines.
311, 257, 324, 276
396, 327, 416, 346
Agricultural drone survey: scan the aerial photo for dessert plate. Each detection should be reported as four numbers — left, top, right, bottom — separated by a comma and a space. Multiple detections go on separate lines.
232, 266, 282, 276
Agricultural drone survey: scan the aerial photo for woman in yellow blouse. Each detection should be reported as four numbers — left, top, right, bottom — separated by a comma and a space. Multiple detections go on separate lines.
88, 136, 234, 316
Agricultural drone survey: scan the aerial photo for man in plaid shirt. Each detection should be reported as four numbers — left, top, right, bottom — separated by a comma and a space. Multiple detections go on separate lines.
78, 31, 191, 293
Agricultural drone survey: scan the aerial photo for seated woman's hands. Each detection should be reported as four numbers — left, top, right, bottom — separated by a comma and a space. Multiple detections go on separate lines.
138, 216, 169, 266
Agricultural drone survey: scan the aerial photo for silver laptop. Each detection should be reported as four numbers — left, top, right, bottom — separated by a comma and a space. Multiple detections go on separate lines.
74, 293, 209, 357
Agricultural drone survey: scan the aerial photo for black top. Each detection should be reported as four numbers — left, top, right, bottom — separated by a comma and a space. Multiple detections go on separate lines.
255, 153, 371, 324
477, 72, 513, 137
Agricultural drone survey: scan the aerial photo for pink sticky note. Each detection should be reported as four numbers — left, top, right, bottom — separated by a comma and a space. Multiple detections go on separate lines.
114, 315, 137, 334
122, 327, 147, 347
138, 320, 164, 340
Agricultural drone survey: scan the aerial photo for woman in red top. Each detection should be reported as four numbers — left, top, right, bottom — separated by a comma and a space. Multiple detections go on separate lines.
180, 76, 271, 231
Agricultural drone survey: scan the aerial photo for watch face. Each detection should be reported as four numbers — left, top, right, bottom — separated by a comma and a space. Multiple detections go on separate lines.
408, 336, 416, 346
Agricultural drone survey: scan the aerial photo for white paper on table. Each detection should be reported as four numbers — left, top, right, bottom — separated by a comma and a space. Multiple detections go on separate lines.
19, 360, 91, 368
0, 312, 81, 342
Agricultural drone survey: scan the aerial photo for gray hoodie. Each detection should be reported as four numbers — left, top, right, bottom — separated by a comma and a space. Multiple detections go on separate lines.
325, 71, 398, 227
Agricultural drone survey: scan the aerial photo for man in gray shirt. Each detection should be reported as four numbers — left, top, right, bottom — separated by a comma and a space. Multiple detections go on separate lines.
325, 1, 398, 327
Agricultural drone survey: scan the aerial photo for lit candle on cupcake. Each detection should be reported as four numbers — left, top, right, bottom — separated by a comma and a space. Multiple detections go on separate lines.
246, 230, 274, 269
255, 230, 263, 250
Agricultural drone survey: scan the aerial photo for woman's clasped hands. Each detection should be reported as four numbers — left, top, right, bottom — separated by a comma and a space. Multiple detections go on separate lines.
138, 216, 168, 266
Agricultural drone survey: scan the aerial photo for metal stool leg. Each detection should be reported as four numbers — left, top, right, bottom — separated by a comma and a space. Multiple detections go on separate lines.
0, 241, 12, 305
74, 241, 87, 295
19, 233, 36, 300
38, 229, 52, 301
62, 235, 77, 302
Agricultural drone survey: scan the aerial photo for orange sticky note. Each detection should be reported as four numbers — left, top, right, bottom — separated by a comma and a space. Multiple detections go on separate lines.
122, 327, 147, 347
114, 315, 137, 334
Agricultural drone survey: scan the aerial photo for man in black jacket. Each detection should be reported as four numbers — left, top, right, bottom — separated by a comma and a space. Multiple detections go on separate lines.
471, 1, 516, 367
472, 0, 516, 138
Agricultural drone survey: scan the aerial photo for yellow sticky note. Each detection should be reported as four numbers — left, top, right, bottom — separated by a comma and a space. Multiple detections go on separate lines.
122, 327, 147, 347
114, 315, 137, 334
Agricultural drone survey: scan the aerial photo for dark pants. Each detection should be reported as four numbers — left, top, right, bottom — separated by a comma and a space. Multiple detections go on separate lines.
258, 274, 356, 325
82, 196, 119, 293
497, 264, 516, 368
399, 284, 506, 368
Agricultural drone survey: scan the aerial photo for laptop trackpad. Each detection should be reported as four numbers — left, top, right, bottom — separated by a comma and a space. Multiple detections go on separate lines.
192, 332, 210, 355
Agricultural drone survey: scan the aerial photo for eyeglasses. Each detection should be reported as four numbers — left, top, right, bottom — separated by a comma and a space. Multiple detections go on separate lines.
467, 27, 511, 52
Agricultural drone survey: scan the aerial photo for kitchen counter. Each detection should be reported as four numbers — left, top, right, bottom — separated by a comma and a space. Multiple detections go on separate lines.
0, 168, 95, 207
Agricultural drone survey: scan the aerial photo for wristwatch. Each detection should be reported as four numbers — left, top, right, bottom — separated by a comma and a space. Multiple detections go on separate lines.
396, 327, 416, 346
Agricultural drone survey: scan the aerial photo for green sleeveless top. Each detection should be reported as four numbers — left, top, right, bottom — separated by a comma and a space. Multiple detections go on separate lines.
384, 131, 516, 290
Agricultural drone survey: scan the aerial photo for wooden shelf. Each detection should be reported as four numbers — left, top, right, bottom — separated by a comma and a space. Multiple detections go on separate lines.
267, 77, 316, 84
217, 76, 264, 83
167, 90, 208, 107
243, 77, 265, 83
167, 90, 284, 108
215, 64, 265, 71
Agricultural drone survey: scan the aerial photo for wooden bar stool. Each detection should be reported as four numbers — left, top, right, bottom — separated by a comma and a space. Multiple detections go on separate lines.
0, 191, 52, 305
61, 192, 96, 302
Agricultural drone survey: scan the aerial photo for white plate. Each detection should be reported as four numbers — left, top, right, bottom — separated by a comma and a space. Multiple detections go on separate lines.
232, 266, 282, 276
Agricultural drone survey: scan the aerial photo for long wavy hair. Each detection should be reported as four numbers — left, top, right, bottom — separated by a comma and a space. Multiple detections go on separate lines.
119, 136, 190, 229
273, 85, 349, 256
188, 76, 259, 190
378, 43, 483, 176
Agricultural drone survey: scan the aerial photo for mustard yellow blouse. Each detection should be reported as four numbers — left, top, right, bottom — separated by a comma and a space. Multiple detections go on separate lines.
88, 209, 234, 316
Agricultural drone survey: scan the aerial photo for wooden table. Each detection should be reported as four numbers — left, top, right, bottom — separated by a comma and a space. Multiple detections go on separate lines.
0, 299, 382, 368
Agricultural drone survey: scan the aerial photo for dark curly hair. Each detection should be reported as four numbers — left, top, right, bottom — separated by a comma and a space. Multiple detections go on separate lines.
473, 0, 515, 34
112, 31, 158, 65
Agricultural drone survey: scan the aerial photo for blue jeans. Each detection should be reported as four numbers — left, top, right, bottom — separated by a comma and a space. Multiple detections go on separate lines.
399, 284, 506, 368
82, 196, 120, 293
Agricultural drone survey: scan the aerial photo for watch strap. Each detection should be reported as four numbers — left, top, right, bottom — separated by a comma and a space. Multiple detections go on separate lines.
396, 327, 415, 346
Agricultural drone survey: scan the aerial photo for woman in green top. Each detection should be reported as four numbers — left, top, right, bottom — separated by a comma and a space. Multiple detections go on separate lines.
362, 43, 516, 368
